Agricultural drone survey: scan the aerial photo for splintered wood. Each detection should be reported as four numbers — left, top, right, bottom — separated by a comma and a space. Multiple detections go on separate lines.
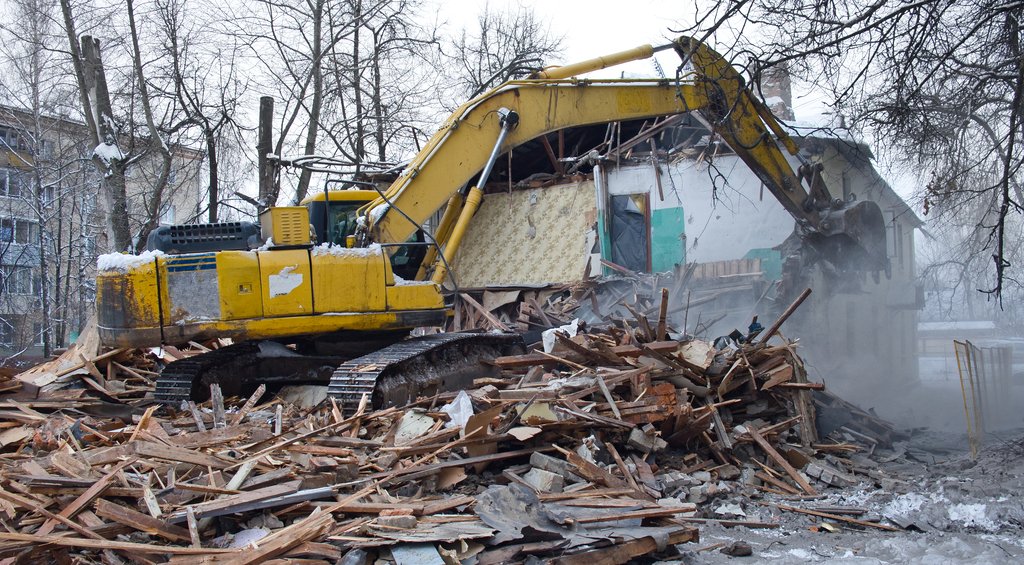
0, 290, 907, 563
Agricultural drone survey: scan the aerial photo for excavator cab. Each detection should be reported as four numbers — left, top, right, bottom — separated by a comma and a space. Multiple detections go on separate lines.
302, 190, 427, 280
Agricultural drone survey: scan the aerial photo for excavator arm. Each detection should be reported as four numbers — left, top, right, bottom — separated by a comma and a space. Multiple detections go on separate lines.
360, 36, 888, 278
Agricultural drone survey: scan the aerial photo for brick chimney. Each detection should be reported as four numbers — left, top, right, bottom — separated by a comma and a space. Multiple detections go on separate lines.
758, 63, 794, 122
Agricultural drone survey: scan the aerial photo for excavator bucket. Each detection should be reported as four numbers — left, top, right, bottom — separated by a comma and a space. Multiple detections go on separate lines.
811, 200, 890, 275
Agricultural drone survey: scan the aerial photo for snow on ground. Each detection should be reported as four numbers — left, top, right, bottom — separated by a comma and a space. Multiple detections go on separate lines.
668, 428, 1024, 564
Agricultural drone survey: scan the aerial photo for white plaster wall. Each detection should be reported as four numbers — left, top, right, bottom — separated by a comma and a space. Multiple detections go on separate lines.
606, 156, 796, 262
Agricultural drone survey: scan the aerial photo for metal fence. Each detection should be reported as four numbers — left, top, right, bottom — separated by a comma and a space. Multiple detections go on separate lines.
953, 340, 1012, 458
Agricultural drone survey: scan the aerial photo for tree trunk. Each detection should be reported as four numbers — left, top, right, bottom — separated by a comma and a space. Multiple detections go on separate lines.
127, 0, 173, 251
79, 35, 132, 252
206, 128, 219, 221
352, 0, 365, 170
295, 0, 324, 204
372, 35, 385, 161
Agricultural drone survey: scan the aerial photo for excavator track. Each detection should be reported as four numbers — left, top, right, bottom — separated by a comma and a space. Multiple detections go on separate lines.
328, 333, 525, 414
155, 333, 525, 412
156, 342, 262, 404
155, 341, 344, 404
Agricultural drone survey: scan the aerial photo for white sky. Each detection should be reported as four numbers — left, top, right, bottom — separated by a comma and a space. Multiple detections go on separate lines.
431, 0, 836, 124
432, 0, 918, 199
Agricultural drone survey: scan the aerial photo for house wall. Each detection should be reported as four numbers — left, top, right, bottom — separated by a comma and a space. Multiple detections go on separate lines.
601, 159, 795, 268
602, 141, 921, 389
453, 181, 597, 288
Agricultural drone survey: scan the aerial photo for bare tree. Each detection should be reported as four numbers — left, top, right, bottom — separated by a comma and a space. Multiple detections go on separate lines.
446, 5, 563, 100
125, 0, 173, 248
0, 0, 101, 355
153, 0, 247, 223
677, 0, 1024, 300
59, 0, 133, 252
322, 0, 438, 170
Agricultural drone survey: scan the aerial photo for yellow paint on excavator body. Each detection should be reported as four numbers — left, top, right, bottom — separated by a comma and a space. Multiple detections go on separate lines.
97, 246, 445, 348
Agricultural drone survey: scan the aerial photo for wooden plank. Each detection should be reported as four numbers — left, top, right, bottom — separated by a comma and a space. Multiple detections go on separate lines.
604, 441, 643, 496
186, 507, 201, 548
167, 425, 249, 449
134, 441, 231, 469
551, 528, 697, 564
186, 401, 207, 432
776, 382, 825, 391
596, 376, 622, 420
656, 287, 669, 341
93, 499, 191, 543
761, 364, 794, 390
574, 505, 697, 523
757, 288, 811, 345
376, 446, 554, 484
0, 531, 233, 554
211, 384, 226, 429
746, 425, 817, 495
555, 446, 625, 489
755, 471, 801, 495
232, 384, 266, 425
775, 503, 901, 531
35, 458, 133, 536
460, 292, 511, 331
167, 481, 301, 523
0, 488, 104, 540
494, 341, 680, 368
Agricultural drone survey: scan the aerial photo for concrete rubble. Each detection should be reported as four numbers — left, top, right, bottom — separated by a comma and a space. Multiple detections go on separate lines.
0, 288, 1021, 563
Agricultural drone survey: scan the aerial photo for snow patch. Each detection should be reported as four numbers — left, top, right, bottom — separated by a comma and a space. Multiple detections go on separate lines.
393, 273, 435, 286
92, 141, 124, 164
268, 266, 303, 297
97, 250, 164, 272
310, 242, 382, 258
369, 203, 389, 224
947, 503, 1001, 531
883, 492, 933, 518
787, 548, 815, 560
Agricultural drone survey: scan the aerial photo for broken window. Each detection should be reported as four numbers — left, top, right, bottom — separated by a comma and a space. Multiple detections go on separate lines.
609, 194, 650, 272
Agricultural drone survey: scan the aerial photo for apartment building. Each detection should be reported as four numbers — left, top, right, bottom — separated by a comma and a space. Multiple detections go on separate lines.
0, 105, 204, 359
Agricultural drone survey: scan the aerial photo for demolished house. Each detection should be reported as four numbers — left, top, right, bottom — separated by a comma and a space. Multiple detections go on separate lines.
452, 85, 923, 398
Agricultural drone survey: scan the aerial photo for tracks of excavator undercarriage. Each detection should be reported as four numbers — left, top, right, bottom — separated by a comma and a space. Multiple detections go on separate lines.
155, 333, 525, 414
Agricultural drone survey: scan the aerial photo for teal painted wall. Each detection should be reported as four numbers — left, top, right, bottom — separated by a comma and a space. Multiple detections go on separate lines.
743, 248, 783, 280
651, 207, 686, 272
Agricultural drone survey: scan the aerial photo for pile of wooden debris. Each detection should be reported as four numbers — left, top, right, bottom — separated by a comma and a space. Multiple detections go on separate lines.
0, 288, 906, 563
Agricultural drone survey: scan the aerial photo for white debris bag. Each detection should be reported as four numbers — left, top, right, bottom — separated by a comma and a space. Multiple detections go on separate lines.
440, 390, 474, 429
541, 319, 583, 353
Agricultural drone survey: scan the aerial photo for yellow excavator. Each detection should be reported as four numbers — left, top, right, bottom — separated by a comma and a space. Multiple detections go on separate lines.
96, 37, 887, 410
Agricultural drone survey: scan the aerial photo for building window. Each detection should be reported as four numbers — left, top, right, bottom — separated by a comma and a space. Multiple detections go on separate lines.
0, 319, 13, 347
0, 126, 31, 153
160, 204, 176, 226
886, 210, 899, 260
0, 218, 37, 244
32, 323, 44, 346
0, 168, 27, 198
0, 265, 36, 295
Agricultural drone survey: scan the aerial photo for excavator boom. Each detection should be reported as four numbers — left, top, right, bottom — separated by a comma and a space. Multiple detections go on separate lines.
362, 36, 888, 277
